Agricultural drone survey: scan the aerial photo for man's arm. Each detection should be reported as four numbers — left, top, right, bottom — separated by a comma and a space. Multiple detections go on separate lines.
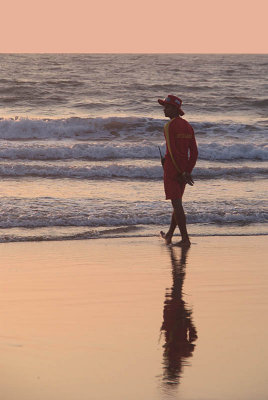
164, 120, 181, 173
165, 120, 198, 185
182, 130, 198, 186
186, 132, 198, 173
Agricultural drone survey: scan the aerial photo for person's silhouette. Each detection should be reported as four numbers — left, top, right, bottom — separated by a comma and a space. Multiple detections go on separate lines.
160, 246, 198, 386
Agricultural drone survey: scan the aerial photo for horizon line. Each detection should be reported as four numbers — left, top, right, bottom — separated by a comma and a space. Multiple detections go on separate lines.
0, 51, 267, 55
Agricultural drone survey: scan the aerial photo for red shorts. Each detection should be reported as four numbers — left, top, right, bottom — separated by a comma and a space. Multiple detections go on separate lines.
163, 160, 186, 200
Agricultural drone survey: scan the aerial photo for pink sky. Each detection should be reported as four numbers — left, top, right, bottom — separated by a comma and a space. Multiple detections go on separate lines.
1, 0, 267, 53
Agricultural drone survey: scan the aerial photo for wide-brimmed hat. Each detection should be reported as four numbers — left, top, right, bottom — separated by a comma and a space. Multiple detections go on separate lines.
158, 95, 185, 116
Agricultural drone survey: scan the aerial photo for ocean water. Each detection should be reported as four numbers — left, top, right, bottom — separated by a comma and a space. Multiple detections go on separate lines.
0, 53, 267, 242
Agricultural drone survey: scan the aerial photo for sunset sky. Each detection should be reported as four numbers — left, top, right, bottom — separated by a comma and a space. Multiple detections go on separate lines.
1, 0, 267, 53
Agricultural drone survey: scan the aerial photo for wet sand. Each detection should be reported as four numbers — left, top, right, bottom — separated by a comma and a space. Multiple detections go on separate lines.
0, 236, 267, 400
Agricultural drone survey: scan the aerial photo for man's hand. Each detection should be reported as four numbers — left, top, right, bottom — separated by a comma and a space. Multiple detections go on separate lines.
180, 172, 194, 186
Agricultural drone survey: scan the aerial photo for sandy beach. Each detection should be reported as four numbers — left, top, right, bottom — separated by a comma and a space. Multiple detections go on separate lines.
0, 235, 267, 400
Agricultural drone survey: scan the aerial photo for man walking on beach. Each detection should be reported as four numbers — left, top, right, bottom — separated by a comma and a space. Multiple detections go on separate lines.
158, 95, 198, 246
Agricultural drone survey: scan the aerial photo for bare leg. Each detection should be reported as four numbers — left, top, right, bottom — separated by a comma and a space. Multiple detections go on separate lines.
160, 212, 176, 244
161, 199, 190, 246
171, 198, 190, 246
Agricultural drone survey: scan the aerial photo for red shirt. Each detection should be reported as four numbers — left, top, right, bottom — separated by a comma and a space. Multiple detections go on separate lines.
164, 117, 198, 174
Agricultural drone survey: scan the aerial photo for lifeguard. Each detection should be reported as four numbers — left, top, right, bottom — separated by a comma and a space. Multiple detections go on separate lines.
158, 95, 198, 246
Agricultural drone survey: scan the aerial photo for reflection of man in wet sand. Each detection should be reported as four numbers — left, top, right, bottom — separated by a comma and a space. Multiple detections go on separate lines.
158, 95, 198, 246
161, 246, 197, 386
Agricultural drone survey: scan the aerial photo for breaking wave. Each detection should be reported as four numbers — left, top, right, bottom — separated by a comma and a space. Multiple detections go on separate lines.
0, 163, 266, 179
0, 116, 266, 142
0, 142, 267, 162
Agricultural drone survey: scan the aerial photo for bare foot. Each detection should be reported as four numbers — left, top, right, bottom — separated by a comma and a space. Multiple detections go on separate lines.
160, 231, 172, 245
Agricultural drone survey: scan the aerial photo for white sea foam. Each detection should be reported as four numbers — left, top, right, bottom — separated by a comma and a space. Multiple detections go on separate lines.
0, 162, 266, 179
199, 143, 268, 161
0, 117, 161, 141
0, 117, 266, 143
0, 229, 267, 243
0, 141, 267, 161
0, 208, 266, 229
0, 196, 266, 229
